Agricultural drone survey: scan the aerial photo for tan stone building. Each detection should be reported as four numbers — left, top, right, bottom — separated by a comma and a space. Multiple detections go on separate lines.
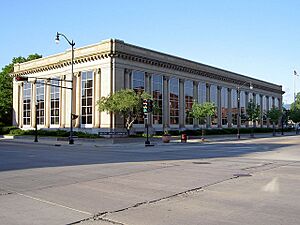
12, 39, 283, 133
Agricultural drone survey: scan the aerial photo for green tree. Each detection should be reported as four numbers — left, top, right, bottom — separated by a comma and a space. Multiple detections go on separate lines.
97, 89, 151, 135
290, 92, 300, 134
0, 54, 42, 125
266, 107, 282, 136
291, 92, 300, 110
190, 102, 216, 141
246, 99, 261, 137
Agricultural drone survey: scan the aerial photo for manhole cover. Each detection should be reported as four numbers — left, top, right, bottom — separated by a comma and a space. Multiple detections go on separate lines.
233, 173, 252, 177
192, 162, 211, 165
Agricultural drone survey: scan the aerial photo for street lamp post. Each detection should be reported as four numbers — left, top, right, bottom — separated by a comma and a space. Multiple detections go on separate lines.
55, 32, 75, 144
237, 82, 253, 139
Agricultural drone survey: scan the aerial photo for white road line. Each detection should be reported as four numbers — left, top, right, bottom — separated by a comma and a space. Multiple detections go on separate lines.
15, 192, 93, 216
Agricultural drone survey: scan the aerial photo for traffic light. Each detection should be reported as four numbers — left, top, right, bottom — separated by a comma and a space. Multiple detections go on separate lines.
143, 99, 148, 114
15, 76, 28, 82
147, 99, 153, 113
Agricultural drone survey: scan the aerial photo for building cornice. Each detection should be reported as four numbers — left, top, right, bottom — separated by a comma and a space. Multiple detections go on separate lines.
11, 39, 284, 95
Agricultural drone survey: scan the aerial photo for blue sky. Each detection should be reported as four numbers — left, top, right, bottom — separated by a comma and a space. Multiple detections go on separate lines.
1, 0, 299, 103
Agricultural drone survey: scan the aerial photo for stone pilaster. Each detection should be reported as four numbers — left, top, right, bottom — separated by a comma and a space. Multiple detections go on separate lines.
163, 76, 170, 131
19, 83, 23, 128
94, 69, 101, 128
124, 69, 132, 89
227, 88, 232, 128
60, 77, 65, 128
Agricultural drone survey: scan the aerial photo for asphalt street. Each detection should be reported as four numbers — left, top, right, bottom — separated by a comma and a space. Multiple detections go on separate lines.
0, 135, 299, 225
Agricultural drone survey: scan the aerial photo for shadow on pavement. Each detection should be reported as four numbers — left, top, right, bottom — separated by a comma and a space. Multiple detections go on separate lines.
0, 139, 296, 172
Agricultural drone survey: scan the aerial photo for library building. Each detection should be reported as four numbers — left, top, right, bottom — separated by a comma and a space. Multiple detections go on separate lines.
12, 39, 283, 134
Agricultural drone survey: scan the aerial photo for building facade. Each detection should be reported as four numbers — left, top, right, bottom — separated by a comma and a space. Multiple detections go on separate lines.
12, 39, 283, 133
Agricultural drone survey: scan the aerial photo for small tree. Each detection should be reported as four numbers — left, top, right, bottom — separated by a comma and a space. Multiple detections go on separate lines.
266, 107, 282, 136
97, 89, 151, 135
190, 102, 216, 141
246, 100, 261, 137
289, 108, 300, 134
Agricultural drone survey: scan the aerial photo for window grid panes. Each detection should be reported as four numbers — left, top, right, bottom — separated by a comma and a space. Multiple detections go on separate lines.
240, 91, 246, 125
231, 89, 238, 126
23, 82, 31, 125
132, 71, 145, 124
263, 96, 267, 125
256, 94, 262, 126
269, 97, 273, 110
185, 80, 193, 125
152, 75, 163, 125
210, 85, 218, 125
198, 82, 206, 104
169, 78, 179, 125
36, 81, 45, 125
50, 79, 60, 125
275, 98, 279, 108
81, 71, 93, 125
221, 88, 228, 126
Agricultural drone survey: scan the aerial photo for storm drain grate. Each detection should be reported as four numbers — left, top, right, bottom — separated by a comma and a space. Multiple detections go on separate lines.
192, 162, 211, 165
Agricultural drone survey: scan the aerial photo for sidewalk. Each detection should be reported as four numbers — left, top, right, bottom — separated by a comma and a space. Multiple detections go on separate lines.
0, 132, 298, 147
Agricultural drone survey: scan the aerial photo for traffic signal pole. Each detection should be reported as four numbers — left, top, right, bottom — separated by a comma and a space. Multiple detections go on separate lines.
145, 113, 150, 145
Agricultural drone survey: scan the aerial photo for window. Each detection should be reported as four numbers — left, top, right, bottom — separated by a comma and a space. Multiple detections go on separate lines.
269, 97, 273, 110
240, 91, 246, 125
23, 82, 31, 125
198, 82, 206, 104
50, 79, 60, 125
152, 74, 163, 124
185, 80, 193, 125
231, 89, 238, 126
256, 94, 262, 126
132, 71, 145, 124
263, 96, 267, 125
36, 81, 45, 125
132, 71, 145, 94
81, 71, 93, 125
169, 78, 179, 125
275, 98, 279, 108
221, 87, 228, 126
210, 85, 218, 126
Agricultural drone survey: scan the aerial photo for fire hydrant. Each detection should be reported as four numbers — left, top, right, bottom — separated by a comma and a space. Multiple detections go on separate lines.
181, 133, 187, 143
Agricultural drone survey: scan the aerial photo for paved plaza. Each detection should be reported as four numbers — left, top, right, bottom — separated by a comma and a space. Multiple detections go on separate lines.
0, 135, 300, 225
